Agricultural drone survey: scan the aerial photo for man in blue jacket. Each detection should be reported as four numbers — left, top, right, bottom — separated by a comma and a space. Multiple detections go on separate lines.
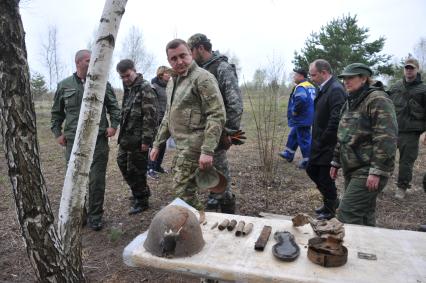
279, 68, 316, 169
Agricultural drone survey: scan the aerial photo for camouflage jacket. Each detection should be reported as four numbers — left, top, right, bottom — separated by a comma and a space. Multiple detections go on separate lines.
201, 51, 243, 134
153, 62, 226, 156
388, 74, 426, 133
331, 82, 398, 177
51, 73, 120, 140
118, 74, 158, 148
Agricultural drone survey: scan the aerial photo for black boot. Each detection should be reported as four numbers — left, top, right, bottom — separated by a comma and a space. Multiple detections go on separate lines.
317, 199, 336, 220
315, 198, 327, 215
129, 198, 149, 215
220, 193, 236, 214
206, 194, 220, 210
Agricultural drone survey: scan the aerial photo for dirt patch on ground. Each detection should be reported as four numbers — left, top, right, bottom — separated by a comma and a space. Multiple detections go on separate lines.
1, 110, 425, 282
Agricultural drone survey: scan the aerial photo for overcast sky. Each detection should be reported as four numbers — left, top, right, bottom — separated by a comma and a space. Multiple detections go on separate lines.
20, 0, 426, 87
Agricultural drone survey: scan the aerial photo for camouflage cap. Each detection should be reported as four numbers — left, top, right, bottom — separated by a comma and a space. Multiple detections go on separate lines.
187, 33, 210, 50
195, 167, 227, 194
404, 57, 419, 69
338, 63, 373, 78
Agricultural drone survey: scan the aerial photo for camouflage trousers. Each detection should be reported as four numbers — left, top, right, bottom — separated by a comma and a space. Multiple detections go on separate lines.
337, 175, 388, 227
171, 151, 204, 210
210, 149, 233, 201
397, 132, 421, 190
65, 136, 109, 224
116, 146, 151, 201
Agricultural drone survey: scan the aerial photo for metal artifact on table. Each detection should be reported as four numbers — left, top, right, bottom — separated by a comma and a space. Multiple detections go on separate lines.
143, 205, 205, 258
292, 213, 348, 267
272, 231, 300, 262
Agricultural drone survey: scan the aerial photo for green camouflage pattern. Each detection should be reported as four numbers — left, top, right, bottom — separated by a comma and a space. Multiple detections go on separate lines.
153, 61, 226, 156
202, 51, 243, 133
332, 84, 398, 177
388, 76, 426, 133
172, 153, 204, 210
51, 73, 120, 139
118, 74, 158, 147
116, 147, 151, 200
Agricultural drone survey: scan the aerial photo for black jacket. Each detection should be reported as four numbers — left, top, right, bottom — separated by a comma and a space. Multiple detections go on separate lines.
310, 76, 347, 165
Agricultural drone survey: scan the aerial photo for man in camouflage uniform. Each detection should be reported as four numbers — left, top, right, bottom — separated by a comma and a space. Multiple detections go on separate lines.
187, 33, 243, 213
388, 58, 426, 200
51, 49, 120, 231
116, 59, 158, 215
150, 39, 226, 210
331, 63, 397, 226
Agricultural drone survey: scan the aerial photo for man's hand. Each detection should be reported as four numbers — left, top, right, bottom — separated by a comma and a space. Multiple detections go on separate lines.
150, 147, 159, 161
57, 134, 67, 146
199, 154, 213, 170
141, 144, 149, 152
366, 174, 380, 191
105, 127, 117, 137
330, 167, 339, 180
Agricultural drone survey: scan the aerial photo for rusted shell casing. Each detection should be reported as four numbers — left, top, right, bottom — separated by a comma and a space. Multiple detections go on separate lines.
242, 223, 253, 236
227, 220, 238, 231
218, 219, 230, 230
235, 221, 246, 236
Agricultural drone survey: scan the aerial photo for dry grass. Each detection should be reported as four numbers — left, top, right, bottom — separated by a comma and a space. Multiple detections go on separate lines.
0, 102, 425, 282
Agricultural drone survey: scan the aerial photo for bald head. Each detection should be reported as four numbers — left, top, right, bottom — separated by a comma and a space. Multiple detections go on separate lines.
309, 59, 332, 85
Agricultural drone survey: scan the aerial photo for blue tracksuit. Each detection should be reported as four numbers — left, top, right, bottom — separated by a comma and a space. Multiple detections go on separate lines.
284, 80, 316, 160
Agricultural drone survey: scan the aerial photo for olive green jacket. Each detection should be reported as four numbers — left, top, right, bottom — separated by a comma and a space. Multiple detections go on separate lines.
51, 73, 120, 140
153, 62, 226, 156
389, 74, 426, 133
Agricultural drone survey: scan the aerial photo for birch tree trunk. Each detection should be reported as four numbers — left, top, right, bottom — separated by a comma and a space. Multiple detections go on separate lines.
57, 0, 128, 269
0, 1, 83, 281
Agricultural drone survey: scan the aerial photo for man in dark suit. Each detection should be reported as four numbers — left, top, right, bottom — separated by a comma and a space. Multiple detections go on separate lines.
307, 59, 347, 220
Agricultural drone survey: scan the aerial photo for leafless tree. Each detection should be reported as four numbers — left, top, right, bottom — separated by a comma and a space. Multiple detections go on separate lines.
121, 25, 154, 75
41, 25, 64, 90
414, 37, 426, 71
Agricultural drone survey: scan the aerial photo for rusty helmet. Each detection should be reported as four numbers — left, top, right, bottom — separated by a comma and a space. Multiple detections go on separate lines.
144, 205, 205, 258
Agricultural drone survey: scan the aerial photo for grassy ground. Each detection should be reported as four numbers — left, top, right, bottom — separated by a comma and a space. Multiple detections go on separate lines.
0, 97, 425, 282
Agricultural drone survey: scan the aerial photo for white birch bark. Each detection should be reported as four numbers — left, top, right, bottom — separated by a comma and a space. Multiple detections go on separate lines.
57, 0, 128, 262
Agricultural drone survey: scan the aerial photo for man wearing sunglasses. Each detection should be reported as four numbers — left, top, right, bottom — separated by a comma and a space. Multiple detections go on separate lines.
389, 57, 426, 200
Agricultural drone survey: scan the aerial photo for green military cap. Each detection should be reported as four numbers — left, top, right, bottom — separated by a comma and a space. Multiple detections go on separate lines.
338, 63, 373, 78
195, 167, 227, 194
187, 33, 210, 50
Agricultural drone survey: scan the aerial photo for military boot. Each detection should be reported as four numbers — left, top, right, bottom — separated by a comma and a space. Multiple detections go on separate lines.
316, 199, 336, 220
129, 198, 149, 215
206, 194, 220, 210
220, 193, 236, 214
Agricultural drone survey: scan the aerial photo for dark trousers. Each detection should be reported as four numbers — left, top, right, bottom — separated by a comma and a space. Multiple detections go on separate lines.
285, 126, 311, 159
397, 132, 421, 189
117, 146, 150, 200
148, 141, 166, 171
66, 136, 108, 223
306, 163, 337, 200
